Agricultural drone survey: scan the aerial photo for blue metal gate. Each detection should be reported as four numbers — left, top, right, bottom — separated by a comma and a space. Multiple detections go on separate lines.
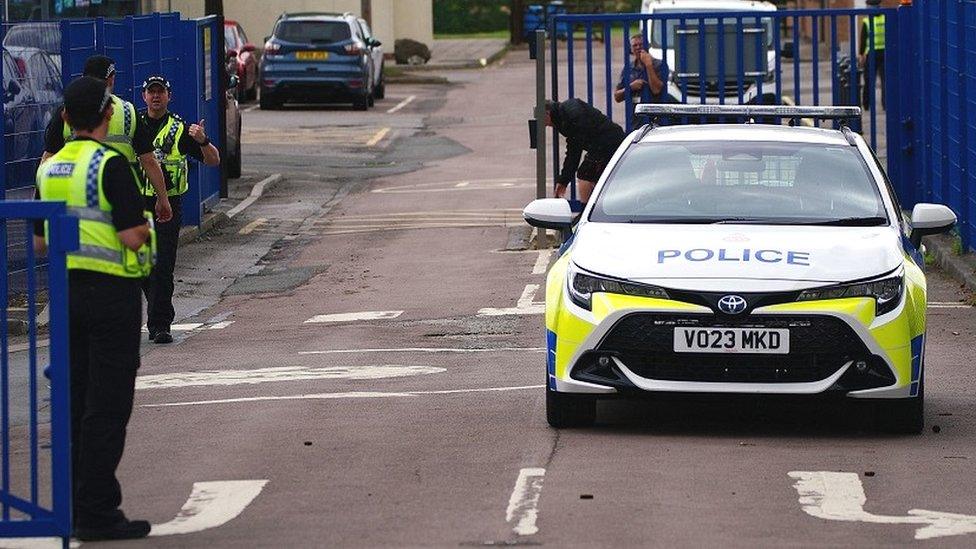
548, 7, 904, 202
0, 201, 77, 545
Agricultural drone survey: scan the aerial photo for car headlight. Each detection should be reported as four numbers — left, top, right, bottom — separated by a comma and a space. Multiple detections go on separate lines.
567, 264, 669, 310
796, 274, 904, 316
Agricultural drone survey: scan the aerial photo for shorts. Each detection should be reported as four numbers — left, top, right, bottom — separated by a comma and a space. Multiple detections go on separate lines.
576, 153, 611, 182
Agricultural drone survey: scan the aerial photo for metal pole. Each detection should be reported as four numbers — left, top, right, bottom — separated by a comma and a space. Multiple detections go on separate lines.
534, 29, 547, 248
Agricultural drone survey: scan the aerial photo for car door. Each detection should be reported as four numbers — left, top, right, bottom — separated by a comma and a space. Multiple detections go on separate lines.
358, 18, 383, 85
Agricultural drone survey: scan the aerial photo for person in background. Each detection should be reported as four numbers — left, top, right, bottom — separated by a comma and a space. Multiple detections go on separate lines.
138, 75, 221, 344
545, 98, 626, 204
42, 54, 172, 223
859, 0, 886, 111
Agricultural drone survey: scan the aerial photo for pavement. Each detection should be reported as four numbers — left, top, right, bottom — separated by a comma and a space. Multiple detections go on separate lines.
3, 41, 976, 548
399, 38, 510, 70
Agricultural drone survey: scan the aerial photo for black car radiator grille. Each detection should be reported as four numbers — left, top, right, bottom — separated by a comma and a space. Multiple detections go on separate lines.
584, 313, 888, 385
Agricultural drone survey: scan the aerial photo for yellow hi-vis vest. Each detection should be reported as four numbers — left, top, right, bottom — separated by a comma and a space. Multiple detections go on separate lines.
36, 140, 155, 278
863, 14, 885, 52
63, 95, 138, 163
145, 113, 188, 197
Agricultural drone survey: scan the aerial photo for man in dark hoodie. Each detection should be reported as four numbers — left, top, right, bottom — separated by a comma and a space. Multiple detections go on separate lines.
545, 98, 626, 203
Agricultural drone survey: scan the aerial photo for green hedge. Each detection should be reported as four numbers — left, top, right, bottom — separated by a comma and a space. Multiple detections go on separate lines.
434, 1, 643, 35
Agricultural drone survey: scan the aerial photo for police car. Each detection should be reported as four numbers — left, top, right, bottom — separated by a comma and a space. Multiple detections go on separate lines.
523, 105, 957, 433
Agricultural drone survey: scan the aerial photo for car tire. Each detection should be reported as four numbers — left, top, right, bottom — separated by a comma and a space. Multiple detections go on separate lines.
874, 377, 924, 434
353, 94, 369, 111
546, 384, 596, 428
374, 79, 385, 100
246, 84, 257, 101
227, 120, 242, 179
368, 94, 375, 107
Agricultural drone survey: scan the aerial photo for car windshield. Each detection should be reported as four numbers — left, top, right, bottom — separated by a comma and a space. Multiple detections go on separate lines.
648, 9, 773, 49
589, 140, 889, 225
224, 26, 238, 49
3, 25, 60, 55
276, 21, 351, 43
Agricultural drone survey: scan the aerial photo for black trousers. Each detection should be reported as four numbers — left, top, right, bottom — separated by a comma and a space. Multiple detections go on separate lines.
861, 49, 885, 111
68, 271, 143, 527
142, 194, 182, 334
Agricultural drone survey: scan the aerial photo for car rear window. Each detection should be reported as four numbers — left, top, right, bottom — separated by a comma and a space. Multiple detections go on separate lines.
589, 140, 888, 225
275, 21, 351, 43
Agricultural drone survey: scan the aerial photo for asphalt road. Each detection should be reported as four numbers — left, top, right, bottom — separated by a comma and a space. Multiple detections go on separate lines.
6, 49, 976, 548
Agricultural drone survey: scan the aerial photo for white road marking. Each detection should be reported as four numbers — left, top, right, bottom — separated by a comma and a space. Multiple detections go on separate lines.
386, 94, 416, 113
226, 173, 281, 219
141, 321, 234, 334
532, 249, 553, 275
238, 217, 268, 235
506, 468, 546, 536
0, 481, 268, 546
790, 471, 976, 540
928, 302, 972, 309
298, 347, 545, 355
149, 480, 268, 537
136, 365, 444, 390
371, 177, 533, 194
304, 310, 403, 323
478, 284, 544, 316
365, 127, 391, 147
454, 181, 470, 187
142, 384, 545, 408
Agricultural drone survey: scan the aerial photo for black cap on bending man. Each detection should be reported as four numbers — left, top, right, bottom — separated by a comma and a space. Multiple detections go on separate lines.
63, 76, 113, 133
83, 55, 117, 81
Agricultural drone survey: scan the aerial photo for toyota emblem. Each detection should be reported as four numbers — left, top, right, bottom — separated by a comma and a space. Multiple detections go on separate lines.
717, 295, 748, 315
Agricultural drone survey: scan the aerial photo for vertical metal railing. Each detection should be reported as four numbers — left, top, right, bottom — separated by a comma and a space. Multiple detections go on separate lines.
0, 201, 78, 546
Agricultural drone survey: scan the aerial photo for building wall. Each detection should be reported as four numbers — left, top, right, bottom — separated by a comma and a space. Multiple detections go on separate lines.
161, 0, 431, 49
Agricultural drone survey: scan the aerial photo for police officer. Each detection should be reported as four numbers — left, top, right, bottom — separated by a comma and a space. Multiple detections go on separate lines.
859, 0, 885, 111
42, 55, 173, 224
34, 77, 154, 541
139, 75, 221, 344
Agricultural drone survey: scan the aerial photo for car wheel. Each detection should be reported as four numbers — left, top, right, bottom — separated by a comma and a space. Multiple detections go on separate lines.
353, 94, 369, 111
367, 94, 375, 107
227, 121, 242, 179
874, 377, 924, 434
546, 384, 596, 428
374, 79, 385, 100
246, 83, 257, 101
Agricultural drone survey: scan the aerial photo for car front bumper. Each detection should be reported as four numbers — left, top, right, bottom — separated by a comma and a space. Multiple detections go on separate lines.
546, 262, 925, 401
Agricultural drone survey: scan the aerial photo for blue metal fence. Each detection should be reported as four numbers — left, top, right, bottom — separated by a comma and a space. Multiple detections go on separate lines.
0, 201, 77, 544
910, 0, 975, 251
5, 13, 223, 226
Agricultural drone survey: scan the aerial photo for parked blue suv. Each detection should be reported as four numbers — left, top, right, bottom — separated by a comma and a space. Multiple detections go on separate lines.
260, 12, 376, 110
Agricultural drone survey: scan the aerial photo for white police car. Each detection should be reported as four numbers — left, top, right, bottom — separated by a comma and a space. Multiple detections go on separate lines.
523, 105, 957, 433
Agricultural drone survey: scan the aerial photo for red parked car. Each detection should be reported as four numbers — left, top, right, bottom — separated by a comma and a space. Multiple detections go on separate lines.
224, 20, 258, 101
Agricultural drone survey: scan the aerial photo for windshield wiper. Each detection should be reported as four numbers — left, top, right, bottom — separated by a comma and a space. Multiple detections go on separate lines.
804, 216, 888, 226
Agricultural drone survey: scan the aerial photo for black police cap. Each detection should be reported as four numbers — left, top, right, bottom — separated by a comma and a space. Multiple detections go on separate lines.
83, 55, 117, 81
63, 76, 112, 130
142, 75, 171, 91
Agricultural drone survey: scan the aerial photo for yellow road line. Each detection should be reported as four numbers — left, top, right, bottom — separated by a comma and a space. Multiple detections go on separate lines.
366, 127, 391, 147
238, 217, 268, 235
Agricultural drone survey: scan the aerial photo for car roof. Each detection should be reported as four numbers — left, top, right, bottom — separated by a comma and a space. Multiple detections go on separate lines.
636, 124, 852, 145
278, 12, 356, 22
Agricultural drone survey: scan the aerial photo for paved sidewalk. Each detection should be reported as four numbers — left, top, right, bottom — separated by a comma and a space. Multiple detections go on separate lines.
403, 38, 509, 70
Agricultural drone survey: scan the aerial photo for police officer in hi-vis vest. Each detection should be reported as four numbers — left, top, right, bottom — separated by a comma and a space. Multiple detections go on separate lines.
859, 0, 886, 111
33, 77, 154, 541
42, 55, 173, 224
139, 75, 221, 344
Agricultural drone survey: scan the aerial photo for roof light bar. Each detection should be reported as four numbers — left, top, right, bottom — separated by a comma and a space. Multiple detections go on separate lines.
634, 104, 862, 119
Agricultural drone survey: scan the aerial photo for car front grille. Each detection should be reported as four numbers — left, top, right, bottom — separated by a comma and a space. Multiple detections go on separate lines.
585, 313, 884, 385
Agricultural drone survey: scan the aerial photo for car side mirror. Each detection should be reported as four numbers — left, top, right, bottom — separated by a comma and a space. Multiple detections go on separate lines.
369, 38, 382, 47
228, 75, 239, 89
523, 198, 575, 230
909, 203, 957, 248
781, 41, 794, 60
242, 43, 257, 53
